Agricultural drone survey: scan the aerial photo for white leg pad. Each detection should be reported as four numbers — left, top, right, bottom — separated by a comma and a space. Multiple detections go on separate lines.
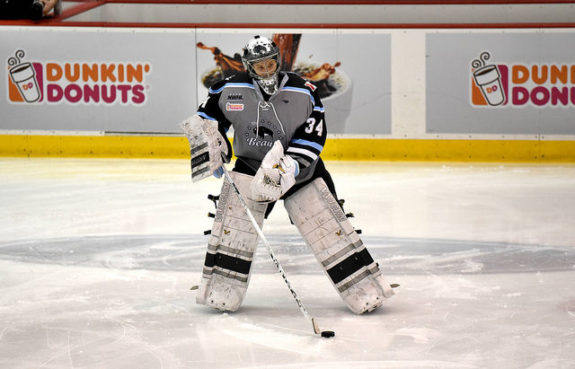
284, 178, 394, 314
196, 171, 267, 312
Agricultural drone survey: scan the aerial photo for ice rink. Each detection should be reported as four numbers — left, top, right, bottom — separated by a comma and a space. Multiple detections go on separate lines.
1, 158, 574, 369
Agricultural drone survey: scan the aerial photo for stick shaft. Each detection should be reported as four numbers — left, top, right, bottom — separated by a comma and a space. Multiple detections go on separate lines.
221, 165, 319, 334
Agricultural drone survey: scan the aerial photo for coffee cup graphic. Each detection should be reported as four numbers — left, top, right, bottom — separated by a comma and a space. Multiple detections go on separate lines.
472, 52, 505, 106
8, 50, 41, 103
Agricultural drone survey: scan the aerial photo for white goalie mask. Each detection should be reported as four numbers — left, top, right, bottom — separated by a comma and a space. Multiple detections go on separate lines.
242, 35, 281, 95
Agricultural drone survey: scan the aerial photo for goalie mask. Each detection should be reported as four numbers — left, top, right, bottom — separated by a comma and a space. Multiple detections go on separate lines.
242, 35, 281, 95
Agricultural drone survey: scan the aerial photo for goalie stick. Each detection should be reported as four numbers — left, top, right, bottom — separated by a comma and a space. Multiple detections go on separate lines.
220, 162, 335, 338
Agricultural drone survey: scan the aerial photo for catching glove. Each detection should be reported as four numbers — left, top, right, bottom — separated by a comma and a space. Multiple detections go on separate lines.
250, 140, 299, 202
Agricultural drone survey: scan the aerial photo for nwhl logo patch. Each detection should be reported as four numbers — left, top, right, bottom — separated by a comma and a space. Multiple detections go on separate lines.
227, 93, 243, 100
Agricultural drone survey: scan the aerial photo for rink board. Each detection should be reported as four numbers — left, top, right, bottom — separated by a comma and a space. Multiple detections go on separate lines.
1, 26, 575, 161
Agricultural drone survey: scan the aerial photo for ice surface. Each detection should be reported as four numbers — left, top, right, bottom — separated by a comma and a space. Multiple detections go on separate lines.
0, 158, 574, 369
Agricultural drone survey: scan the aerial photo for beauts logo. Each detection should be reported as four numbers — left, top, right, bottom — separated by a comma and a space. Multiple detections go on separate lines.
7, 49, 151, 106
471, 51, 575, 108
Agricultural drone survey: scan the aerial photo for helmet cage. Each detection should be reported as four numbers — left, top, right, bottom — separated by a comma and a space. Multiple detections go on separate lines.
243, 53, 280, 79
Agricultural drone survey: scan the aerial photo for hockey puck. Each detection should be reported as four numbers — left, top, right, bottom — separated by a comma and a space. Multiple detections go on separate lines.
321, 330, 335, 338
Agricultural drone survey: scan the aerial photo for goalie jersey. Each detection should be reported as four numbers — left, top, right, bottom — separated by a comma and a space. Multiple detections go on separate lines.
197, 71, 327, 183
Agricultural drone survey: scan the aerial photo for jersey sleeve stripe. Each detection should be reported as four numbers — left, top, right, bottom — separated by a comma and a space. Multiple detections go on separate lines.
290, 138, 324, 152
290, 143, 321, 156
290, 142, 321, 155
197, 111, 217, 121
287, 146, 319, 161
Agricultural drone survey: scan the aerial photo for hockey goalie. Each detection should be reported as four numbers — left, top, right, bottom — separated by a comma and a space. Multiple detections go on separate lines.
182, 35, 394, 314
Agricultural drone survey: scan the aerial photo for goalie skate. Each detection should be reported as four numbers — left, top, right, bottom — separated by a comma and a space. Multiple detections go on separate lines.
196, 171, 267, 311
284, 178, 394, 314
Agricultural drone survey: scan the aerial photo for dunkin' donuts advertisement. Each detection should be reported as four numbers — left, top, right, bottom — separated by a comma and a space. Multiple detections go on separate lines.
7, 49, 151, 106
1, 28, 197, 133
1, 28, 391, 135
194, 31, 391, 134
470, 50, 575, 109
427, 32, 575, 135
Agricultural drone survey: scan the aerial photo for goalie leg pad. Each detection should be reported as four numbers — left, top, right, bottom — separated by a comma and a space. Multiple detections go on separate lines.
196, 171, 267, 312
284, 178, 394, 314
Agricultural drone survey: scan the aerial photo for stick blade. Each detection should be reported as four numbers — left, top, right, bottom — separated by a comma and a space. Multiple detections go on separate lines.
311, 318, 320, 335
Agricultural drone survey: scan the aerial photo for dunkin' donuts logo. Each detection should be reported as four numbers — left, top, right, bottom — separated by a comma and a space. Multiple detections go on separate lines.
471, 51, 575, 108
7, 50, 151, 105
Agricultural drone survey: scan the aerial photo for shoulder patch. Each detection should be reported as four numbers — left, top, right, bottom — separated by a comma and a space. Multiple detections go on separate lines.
305, 81, 317, 92
226, 102, 244, 111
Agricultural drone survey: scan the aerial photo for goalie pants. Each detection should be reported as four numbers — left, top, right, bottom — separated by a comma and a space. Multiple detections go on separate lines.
197, 157, 393, 313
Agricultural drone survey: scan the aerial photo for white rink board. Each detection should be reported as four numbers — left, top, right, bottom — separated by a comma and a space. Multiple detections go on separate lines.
1, 26, 575, 140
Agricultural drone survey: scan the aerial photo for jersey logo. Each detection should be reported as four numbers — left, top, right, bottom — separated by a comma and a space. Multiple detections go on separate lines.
253, 126, 274, 140
226, 102, 244, 111
243, 121, 283, 150
305, 81, 317, 91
